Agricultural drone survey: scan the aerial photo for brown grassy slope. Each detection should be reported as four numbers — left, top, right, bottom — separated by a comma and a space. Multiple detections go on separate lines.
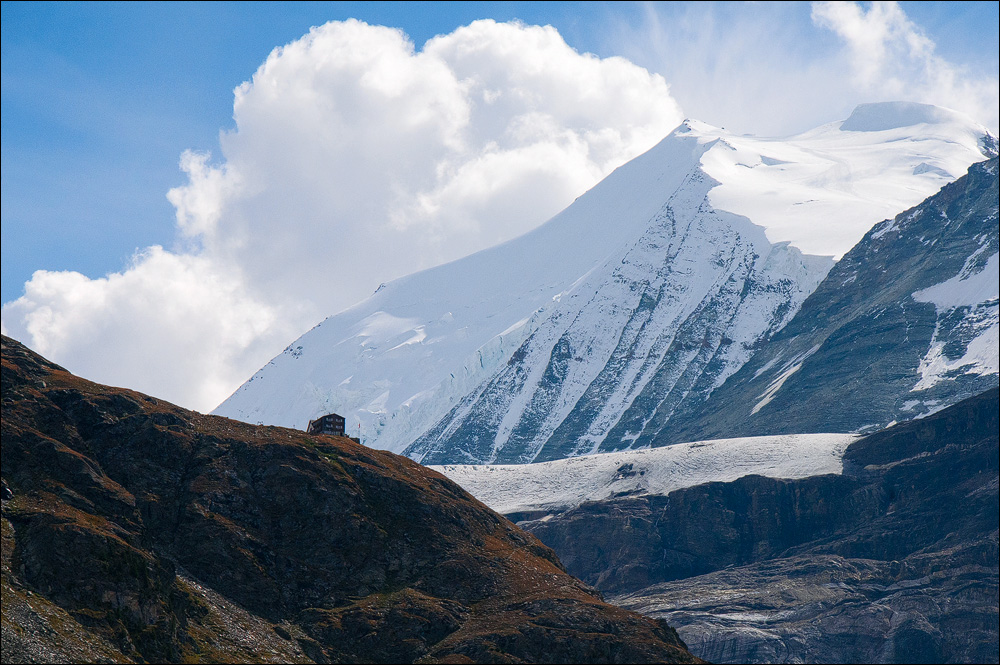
0, 335, 700, 664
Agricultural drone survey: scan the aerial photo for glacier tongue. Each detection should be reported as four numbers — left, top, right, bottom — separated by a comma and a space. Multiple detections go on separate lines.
213, 104, 994, 462
429, 432, 860, 516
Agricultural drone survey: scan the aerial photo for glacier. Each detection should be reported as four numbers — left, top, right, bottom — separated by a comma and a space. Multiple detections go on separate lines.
429, 432, 860, 516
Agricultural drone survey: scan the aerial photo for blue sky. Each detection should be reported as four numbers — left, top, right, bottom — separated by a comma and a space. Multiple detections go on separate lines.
2, 1, 997, 410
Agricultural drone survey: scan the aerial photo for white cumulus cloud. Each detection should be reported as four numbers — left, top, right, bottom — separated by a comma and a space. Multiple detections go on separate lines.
2, 247, 285, 409
2, 19, 684, 412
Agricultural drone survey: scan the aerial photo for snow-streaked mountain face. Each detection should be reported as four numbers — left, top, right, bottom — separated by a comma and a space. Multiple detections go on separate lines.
407, 167, 831, 464
659, 156, 999, 444
214, 102, 995, 462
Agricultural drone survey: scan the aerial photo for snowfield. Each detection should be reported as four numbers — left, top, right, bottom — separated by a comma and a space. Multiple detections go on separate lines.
430, 433, 860, 515
701, 102, 990, 259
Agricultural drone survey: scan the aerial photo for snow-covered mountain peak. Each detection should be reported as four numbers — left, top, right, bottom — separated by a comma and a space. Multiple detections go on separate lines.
671, 118, 724, 139
840, 101, 976, 132
214, 106, 994, 460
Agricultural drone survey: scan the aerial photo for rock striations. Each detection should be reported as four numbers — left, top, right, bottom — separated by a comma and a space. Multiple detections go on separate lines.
0, 335, 700, 664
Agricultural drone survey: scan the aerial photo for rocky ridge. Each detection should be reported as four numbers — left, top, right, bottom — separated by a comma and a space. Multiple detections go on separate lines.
0, 335, 699, 664
516, 388, 999, 663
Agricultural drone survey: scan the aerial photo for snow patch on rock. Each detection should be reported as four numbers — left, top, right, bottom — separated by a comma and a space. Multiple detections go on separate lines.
912, 252, 999, 391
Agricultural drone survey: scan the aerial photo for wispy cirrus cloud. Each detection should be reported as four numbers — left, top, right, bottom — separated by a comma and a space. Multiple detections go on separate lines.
603, 1, 997, 136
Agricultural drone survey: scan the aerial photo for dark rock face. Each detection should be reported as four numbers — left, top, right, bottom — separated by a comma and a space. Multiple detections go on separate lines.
519, 388, 999, 663
0, 336, 699, 664
523, 473, 881, 596
661, 157, 998, 445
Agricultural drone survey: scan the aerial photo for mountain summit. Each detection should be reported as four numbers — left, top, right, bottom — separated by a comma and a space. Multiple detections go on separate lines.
215, 103, 994, 464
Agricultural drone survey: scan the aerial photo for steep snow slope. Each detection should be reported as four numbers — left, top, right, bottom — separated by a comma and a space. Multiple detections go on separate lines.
406, 168, 830, 463
215, 126, 720, 445
430, 433, 858, 516
912, 250, 998, 392
215, 103, 993, 460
